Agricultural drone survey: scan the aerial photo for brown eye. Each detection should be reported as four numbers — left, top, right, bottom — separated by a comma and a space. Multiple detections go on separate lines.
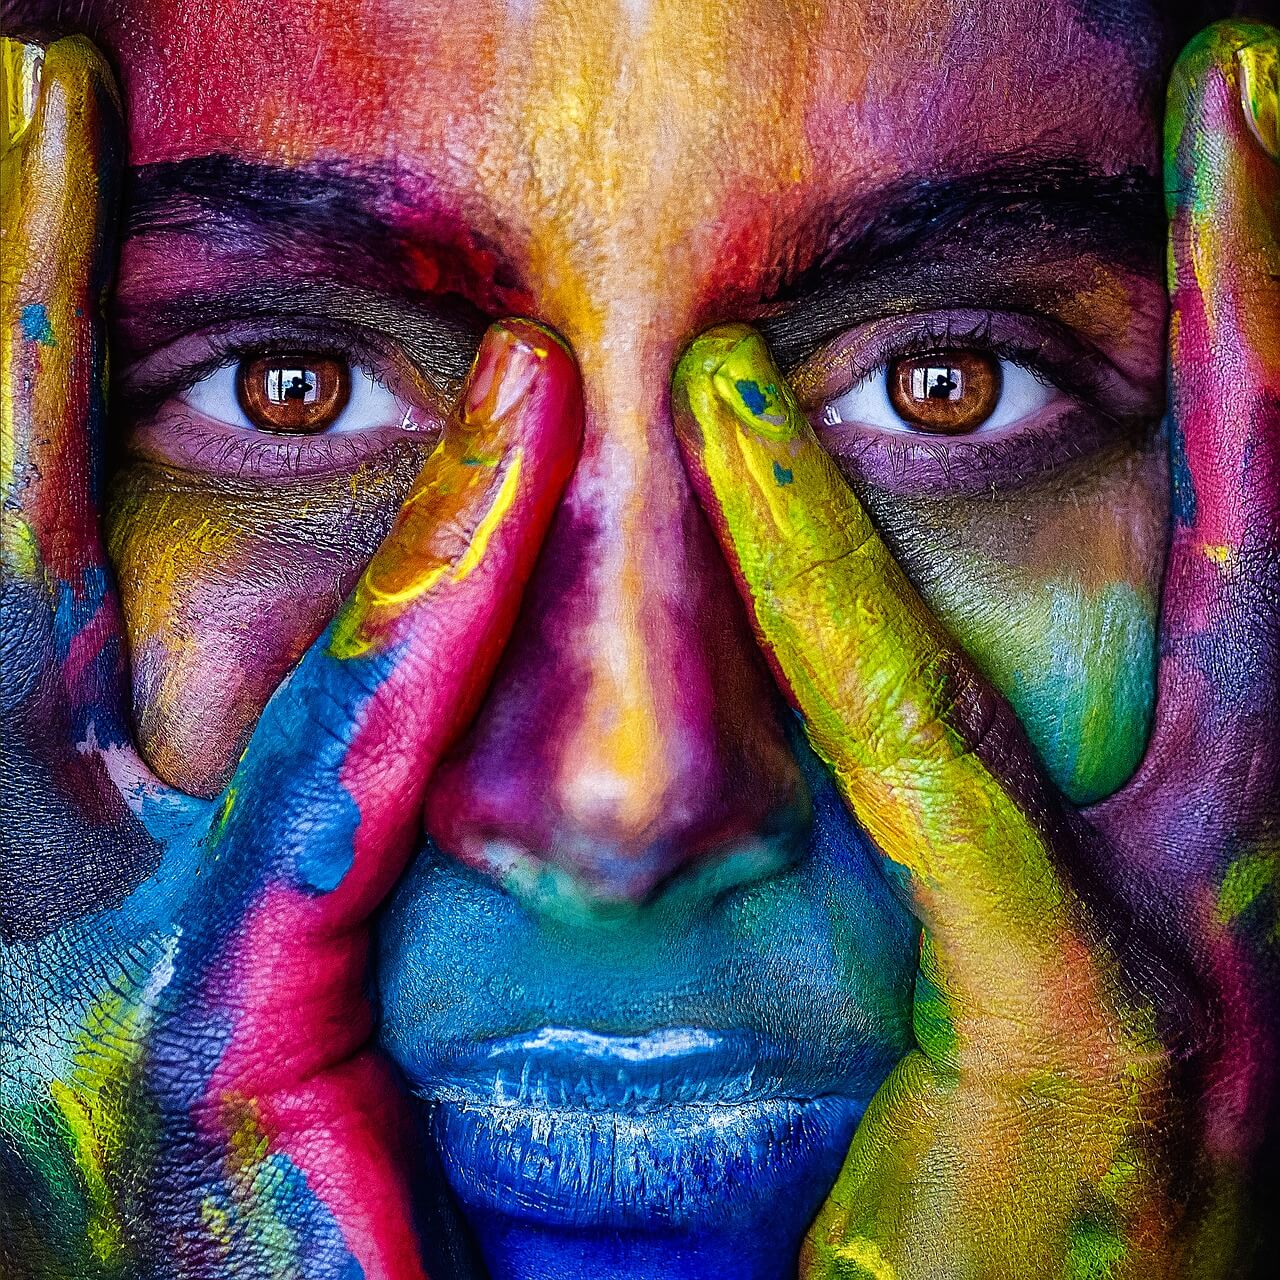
236, 355, 352, 434
886, 350, 1002, 434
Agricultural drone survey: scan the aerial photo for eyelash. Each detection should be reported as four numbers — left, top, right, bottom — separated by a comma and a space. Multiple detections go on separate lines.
821, 314, 1109, 416
118, 321, 446, 480
123, 324, 390, 416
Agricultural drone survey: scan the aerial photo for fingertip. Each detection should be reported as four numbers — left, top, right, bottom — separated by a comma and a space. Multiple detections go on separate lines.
1238, 38, 1279, 163
671, 324, 804, 474
1169, 20, 1278, 94
23, 34, 122, 136
462, 318, 583, 463
1167, 22, 1280, 196
673, 322, 758, 391
2, 38, 44, 153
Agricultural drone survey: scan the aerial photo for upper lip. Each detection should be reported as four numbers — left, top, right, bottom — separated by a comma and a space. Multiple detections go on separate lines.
416, 1025, 840, 1111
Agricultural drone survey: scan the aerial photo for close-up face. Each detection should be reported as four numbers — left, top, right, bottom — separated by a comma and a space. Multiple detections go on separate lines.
99, 1, 1170, 1271
9, 2, 1278, 1279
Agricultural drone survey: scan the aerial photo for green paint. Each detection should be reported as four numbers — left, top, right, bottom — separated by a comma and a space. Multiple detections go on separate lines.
1217, 850, 1277, 925
1218, 852, 1273, 922
911, 965, 957, 1069
774, 461, 794, 486
1066, 1212, 1127, 1279
936, 576, 1156, 805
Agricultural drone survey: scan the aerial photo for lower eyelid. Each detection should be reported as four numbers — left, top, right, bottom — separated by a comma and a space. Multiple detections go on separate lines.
125, 405, 442, 481
818, 399, 1129, 499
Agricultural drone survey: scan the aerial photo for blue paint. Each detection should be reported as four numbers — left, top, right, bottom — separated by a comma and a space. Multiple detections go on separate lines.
1169, 414, 1197, 527
20, 303, 55, 346
735, 379, 767, 415
377, 721, 916, 1280
773, 462, 793, 486
51, 566, 109, 663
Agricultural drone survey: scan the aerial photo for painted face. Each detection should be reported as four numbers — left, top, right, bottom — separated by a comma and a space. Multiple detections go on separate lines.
93, 0, 1172, 1273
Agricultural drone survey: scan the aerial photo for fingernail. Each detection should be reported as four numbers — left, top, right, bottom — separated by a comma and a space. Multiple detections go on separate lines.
2, 38, 44, 154
1239, 41, 1280, 161
461, 320, 555, 429
710, 332, 798, 441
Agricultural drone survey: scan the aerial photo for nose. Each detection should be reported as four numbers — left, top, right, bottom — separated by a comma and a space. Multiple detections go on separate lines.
423, 339, 809, 909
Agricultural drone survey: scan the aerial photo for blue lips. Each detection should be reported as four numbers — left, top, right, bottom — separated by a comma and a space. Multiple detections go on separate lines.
420, 1026, 867, 1280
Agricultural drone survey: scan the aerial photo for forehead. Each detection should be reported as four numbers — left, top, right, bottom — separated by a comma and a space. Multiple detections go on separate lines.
105, 0, 1167, 335
112, 0, 1166, 159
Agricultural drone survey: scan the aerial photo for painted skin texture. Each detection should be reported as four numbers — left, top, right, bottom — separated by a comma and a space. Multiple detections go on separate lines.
668, 26, 1279, 1276
0, 10, 1277, 1280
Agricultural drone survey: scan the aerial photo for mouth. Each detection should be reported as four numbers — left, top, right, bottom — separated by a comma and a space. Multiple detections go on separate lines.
415, 1027, 866, 1231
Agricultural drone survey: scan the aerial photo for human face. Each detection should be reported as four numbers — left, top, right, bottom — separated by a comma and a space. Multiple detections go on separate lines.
97, 0, 1170, 1274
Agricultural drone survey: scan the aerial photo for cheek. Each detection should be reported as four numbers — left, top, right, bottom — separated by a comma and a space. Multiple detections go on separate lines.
869, 442, 1170, 805
105, 457, 419, 796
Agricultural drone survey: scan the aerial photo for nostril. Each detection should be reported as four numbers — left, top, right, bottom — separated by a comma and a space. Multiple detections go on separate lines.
453, 797, 813, 925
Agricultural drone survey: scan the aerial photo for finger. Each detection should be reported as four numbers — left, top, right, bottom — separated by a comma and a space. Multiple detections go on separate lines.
671, 326, 1108, 1027
674, 329, 1169, 1274
2, 36, 126, 740
214, 319, 582, 942
1123, 23, 1279, 829
0, 38, 155, 937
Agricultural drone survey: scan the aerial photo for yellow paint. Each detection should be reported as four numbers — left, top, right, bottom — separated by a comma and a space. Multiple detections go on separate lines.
48, 1080, 127, 1266
831, 1237, 897, 1279
1203, 543, 1231, 564
362, 449, 523, 607
201, 1197, 235, 1250
329, 449, 525, 659
450, 449, 523, 582
736, 426, 796, 540
2, 38, 43, 152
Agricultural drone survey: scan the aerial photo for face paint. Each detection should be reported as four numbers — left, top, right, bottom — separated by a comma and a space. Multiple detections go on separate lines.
8, 6, 1276, 1280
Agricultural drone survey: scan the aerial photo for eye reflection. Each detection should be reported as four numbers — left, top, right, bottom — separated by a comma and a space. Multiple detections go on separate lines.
237, 355, 352, 434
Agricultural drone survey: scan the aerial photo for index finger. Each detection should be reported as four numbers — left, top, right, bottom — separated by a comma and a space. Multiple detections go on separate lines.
671, 327, 1090, 1021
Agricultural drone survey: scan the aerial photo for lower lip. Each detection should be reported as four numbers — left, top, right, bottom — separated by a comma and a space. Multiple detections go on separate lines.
420, 1030, 865, 1231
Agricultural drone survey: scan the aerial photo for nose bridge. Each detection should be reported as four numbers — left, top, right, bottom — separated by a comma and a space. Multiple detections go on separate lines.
556, 375, 692, 849
422, 326, 807, 906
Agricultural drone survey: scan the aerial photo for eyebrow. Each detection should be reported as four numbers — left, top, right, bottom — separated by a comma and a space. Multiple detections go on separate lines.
124, 153, 1163, 365
124, 154, 520, 304
759, 158, 1164, 365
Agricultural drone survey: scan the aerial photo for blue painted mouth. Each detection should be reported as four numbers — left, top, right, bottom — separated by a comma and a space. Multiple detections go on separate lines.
416, 1027, 865, 1231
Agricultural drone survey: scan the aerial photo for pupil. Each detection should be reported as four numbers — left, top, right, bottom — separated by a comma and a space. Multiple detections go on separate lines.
910, 365, 963, 401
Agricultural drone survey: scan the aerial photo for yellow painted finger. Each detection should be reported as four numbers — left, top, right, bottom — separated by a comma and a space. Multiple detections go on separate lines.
672, 326, 1083, 998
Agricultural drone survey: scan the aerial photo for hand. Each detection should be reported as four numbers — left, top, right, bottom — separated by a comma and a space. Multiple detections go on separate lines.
670, 21, 1278, 1278
1, 36, 582, 1277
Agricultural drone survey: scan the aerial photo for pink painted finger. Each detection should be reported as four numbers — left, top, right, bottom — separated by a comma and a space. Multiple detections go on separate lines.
1102, 24, 1279, 874
206, 319, 582, 1029
2, 36, 127, 736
